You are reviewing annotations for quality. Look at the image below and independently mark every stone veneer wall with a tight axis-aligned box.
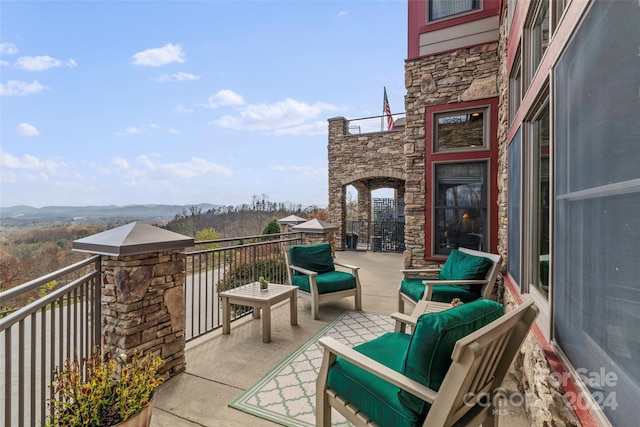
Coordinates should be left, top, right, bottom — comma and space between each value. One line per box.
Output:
404, 43, 499, 268
328, 117, 405, 250
101, 250, 186, 377
495, 5, 580, 426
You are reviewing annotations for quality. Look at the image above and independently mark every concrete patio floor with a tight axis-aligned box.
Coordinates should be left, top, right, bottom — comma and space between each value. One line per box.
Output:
150, 250, 530, 426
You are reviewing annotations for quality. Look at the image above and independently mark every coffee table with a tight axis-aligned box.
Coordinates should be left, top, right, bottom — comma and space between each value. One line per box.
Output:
220, 282, 298, 343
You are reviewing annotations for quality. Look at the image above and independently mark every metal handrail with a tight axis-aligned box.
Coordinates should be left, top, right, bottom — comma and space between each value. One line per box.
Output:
0, 255, 100, 303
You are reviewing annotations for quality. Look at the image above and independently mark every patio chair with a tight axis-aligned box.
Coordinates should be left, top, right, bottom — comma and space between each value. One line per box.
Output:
316, 297, 539, 427
282, 243, 362, 320
398, 247, 502, 314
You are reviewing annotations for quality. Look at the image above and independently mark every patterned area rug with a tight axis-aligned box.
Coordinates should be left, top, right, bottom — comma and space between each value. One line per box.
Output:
229, 311, 395, 426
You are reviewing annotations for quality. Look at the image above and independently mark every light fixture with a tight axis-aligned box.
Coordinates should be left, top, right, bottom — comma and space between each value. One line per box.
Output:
471, 112, 480, 117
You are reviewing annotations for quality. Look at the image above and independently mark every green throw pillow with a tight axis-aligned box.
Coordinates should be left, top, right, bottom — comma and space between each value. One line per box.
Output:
399, 299, 505, 414
438, 249, 494, 281
289, 243, 335, 275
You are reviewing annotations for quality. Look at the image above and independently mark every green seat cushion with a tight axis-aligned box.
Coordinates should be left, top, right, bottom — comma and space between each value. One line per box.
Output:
327, 332, 425, 427
438, 249, 494, 290
289, 244, 335, 275
291, 270, 356, 294
399, 299, 505, 414
400, 279, 481, 303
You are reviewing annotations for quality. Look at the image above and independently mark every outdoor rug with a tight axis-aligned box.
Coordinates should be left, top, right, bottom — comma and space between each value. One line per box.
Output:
229, 310, 396, 426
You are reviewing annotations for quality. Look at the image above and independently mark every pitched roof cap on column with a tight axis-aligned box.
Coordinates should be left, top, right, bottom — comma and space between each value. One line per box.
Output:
291, 218, 338, 233
277, 215, 308, 225
72, 221, 194, 256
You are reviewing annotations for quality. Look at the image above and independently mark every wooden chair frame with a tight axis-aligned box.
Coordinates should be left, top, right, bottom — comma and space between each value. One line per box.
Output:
398, 247, 503, 314
282, 244, 362, 320
316, 298, 538, 427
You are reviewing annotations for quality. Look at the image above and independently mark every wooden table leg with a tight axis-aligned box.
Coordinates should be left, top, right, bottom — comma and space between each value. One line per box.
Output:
290, 288, 298, 326
222, 296, 230, 335
261, 303, 271, 343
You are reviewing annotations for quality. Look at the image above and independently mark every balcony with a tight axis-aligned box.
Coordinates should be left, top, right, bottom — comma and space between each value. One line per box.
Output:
1, 230, 528, 426
150, 250, 528, 426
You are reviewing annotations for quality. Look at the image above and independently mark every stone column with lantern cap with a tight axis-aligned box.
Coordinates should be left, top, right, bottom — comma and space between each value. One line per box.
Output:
72, 222, 194, 378
291, 218, 339, 256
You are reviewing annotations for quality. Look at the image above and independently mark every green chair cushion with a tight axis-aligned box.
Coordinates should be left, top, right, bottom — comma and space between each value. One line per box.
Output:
291, 270, 356, 294
438, 249, 494, 283
400, 279, 482, 303
289, 244, 335, 275
399, 299, 505, 414
327, 332, 425, 427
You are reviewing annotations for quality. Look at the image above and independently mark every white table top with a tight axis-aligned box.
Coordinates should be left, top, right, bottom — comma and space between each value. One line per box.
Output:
219, 282, 297, 301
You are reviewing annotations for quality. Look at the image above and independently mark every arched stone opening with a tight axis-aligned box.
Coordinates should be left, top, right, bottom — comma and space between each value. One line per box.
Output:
327, 115, 406, 251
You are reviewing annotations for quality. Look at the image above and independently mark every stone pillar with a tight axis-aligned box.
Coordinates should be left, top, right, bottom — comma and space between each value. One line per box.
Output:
72, 222, 194, 379
328, 117, 349, 250
101, 250, 186, 377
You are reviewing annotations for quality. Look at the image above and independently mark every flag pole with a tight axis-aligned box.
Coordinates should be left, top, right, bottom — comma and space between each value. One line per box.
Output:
381, 87, 385, 132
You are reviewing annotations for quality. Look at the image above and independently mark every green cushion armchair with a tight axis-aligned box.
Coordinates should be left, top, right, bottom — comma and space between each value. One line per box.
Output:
283, 243, 362, 319
399, 248, 503, 314
316, 298, 539, 427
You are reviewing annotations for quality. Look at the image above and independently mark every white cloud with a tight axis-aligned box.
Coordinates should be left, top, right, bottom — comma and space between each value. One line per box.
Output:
132, 43, 185, 66
134, 155, 233, 179
0, 43, 18, 55
270, 164, 327, 178
0, 80, 48, 96
17, 123, 40, 136
0, 149, 63, 172
174, 103, 193, 113
14, 55, 76, 71
201, 89, 245, 109
275, 121, 328, 136
154, 71, 200, 82
112, 157, 130, 170
0, 60, 9, 67
123, 126, 142, 135
337, 10, 348, 17
168, 128, 179, 134
211, 98, 337, 133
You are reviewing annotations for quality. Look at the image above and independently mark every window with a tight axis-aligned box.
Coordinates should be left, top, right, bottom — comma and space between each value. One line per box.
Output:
426, 99, 498, 260
525, 0, 549, 86
434, 162, 487, 255
528, 101, 550, 299
507, 129, 522, 284
509, 48, 522, 124
551, 0, 567, 33
429, 0, 481, 21
554, 1, 640, 424
434, 108, 488, 152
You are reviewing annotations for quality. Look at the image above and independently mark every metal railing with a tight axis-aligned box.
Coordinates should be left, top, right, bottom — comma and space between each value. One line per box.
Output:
0, 231, 306, 424
347, 112, 406, 134
184, 232, 303, 342
0, 255, 102, 427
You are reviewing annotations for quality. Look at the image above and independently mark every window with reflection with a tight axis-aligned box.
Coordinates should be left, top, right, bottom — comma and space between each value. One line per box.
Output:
531, 102, 550, 299
429, 0, 481, 21
509, 48, 522, 124
526, 0, 549, 85
434, 109, 487, 152
434, 162, 487, 255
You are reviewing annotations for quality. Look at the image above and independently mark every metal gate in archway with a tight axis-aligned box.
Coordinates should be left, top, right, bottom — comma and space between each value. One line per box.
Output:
372, 198, 405, 252
344, 198, 405, 252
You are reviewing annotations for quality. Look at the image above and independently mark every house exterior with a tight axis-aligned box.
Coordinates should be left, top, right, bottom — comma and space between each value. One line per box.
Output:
401, 0, 640, 425
329, 0, 638, 425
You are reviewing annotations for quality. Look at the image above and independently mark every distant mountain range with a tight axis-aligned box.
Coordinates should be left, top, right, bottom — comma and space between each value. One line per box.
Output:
0, 204, 218, 220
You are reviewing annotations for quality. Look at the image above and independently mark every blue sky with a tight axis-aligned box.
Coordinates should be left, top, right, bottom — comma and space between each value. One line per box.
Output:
1, 0, 406, 208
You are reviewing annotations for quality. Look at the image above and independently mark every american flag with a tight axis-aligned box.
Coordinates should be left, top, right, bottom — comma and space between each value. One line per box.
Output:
383, 87, 395, 130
